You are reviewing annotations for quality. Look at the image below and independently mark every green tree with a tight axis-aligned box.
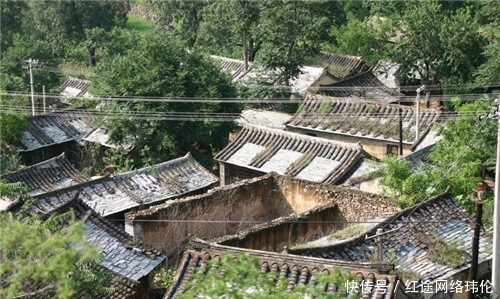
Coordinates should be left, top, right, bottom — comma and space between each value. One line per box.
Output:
178, 253, 356, 299
0, 210, 114, 298
25, 0, 130, 66
196, 0, 263, 66
475, 1, 500, 85
0, 36, 61, 92
148, 0, 206, 47
392, 1, 486, 86
380, 97, 496, 213
325, 14, 392, 66
93, 32, 240, 170
257, 0, 343, 86
0, 110, 28, 173
0, 0, 27, 52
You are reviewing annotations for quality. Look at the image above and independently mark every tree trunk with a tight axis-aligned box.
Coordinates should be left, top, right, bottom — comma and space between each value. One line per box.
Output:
242, 31, 248, 70
88, 48, 96, 67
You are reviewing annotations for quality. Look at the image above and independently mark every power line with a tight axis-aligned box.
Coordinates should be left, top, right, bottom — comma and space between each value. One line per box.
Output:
1, 90, 498, 104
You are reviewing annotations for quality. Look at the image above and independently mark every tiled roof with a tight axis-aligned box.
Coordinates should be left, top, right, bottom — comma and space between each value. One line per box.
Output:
212, 55, 325, 94
165, 239, 399, 299
373, 61, 399, 89
318, 70, 401, 103
32, 153, 218, 217
215, 125, 365, 184
402, 144, 435, 170
20, 107, 96, 152
211, 55, 254, 81
316, 52, 369, 79
290, 65, 325, 94
60, 76, 91, 98
287, 94, 441, 145
24, 197, 165, 297
0, 153, 87, 196
73, 203, 165, 281
290, 192, 493, 282
236, 109, 293, 130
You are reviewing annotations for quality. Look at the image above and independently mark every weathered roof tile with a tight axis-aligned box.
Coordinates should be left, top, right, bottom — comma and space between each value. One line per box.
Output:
20, 107, 96, 152
290, 193, 493, 282
32, 153, 218, 217
287, 94, 441, 146
215, 125, 365, 184
0, 153, 87, 196
164, 239, 399, 299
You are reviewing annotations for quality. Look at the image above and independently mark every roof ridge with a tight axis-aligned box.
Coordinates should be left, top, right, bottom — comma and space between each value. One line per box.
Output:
0, 152, 67, 178
244, 124, 363, 149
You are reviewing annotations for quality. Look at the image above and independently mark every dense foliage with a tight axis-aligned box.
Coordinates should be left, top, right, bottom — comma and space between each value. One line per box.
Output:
379, 98, 496, 223
92, 31, 240, 170
0, 209, 114, 298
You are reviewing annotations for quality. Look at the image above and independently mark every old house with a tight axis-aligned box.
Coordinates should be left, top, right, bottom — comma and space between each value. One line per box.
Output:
29, 153, 218, 220
19, 107, 96, 166
164, 238, 407, 299
125, 173, 399, 261
314, 52, 370, 83
215, 125, 371, 186
286, 94, 441, 159
211, 55, 349, 96
317, 70, 402, 103
0, 153, 88, 210
60, 76, 92, 103
21, 195, 165, 299
290, 192, 493, 297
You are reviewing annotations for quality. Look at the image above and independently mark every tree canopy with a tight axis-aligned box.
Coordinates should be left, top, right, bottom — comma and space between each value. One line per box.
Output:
0, 209, 114, 298
379, 97, 496, 223
92, 31, 240, 170
391, 1, 486, 86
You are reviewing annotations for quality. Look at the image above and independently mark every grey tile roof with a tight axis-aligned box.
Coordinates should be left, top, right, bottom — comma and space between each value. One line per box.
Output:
215, 125, 365, 184
289, 192, 493, 282
33, 153, 218, 217
20, 107, 96, 152
165, 239, 399, 299
236, 109, 293, 130
287, 94, 441, 145
0, 153, 88, 196
60, 76, 91, 98
80, 209, 165, 281
319, 70, 402, 103
211, 55, 254, 81
28, 197, 165, 286
402, 144, 435, 171
316, 52, 369, 79
212, 55, 326, 95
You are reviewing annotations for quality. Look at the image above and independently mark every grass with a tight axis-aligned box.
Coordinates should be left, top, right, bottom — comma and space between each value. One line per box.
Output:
125, 15, 154, 34
327, 225, 365, 241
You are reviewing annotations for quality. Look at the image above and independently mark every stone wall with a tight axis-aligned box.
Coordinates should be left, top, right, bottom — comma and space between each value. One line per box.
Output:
217, 204, 344, 252
215, 176, 399, 252
126, 174, 399, 262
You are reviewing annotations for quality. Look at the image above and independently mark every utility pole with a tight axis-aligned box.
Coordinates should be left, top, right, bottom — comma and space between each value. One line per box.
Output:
24, 58, 41, 116
42, 85, 46, 114
415, 85, 425, 142
399, 101, 403, 156
468, 188, 483, 299
491, 98, 500, 296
